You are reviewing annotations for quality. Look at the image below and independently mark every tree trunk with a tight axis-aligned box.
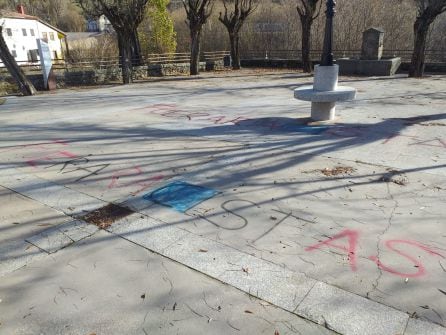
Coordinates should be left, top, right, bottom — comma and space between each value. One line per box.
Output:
0, 27, 37, 96
409, 18, 429, 78
229, 32, 241, 70
118, 32, 133, 84
130, 29, 142, 66
190, 29, 201, 75
300, 16, 312, 73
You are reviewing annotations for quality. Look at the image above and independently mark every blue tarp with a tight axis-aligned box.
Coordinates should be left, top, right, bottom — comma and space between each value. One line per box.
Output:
143, 181, 218, 212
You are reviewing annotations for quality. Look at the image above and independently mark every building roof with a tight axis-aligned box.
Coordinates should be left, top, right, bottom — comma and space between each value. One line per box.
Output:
0, 10, 66, 36
65, 32, 109, 42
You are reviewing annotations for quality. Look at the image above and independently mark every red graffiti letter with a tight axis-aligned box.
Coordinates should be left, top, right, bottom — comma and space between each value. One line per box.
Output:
305, 229, 359, 271
369, 240, 444, 278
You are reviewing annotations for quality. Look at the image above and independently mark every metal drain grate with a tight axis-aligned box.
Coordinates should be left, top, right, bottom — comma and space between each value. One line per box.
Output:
81, 203, 134, 229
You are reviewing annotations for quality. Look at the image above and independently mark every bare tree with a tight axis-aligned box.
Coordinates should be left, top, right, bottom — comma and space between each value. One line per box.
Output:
76, 0, 149, 84
182, 0, 213, 75
0, 26, 37, 96
410, 0, 446, 77
297, 0, 322, 73
218, 0, 257, 69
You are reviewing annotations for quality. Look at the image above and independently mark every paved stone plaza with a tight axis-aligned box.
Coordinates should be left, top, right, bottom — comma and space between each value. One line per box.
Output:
1, 70, 446, 334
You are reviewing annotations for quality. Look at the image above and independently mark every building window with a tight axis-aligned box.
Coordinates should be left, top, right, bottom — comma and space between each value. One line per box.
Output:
30, 29, 35, 36
22, 28, 27, 36
28, 49, 38, 62
11, 50, 17, 58
49, 32, 55, 41
42, 32, 48, 41
5, 28, 12, 37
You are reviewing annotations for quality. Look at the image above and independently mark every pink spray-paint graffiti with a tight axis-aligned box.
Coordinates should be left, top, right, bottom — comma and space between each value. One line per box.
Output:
134, 104, 210, 120
369, 239, 445, 278
108, 166, 167, 195
6, 140, 78, 168
305, 229, 444, 278
305, 229, 359, 271
26, 150, 77, 167
139, 104, 250, 125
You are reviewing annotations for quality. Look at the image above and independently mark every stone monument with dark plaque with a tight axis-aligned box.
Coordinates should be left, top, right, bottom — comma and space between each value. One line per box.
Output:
361, 27, 384, 60
337, 27, 401, 76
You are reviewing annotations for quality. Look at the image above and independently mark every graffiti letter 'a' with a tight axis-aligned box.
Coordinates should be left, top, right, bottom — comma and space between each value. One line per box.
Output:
305, 229, 359, 271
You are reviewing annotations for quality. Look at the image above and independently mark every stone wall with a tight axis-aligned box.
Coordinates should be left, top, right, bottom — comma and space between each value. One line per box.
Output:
241, 58, 446, 75
0, 59, 226, 91
146, 61, 223, 76
241, 59, 302, 68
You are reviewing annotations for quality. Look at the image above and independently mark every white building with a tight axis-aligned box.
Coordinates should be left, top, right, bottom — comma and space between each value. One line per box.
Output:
86, 15, 113, 33
0, 6, 66, 65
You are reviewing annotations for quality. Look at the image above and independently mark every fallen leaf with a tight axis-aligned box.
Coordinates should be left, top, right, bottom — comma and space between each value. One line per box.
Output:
141, 293, 146, 299
242, 267, 249, 273
244, 310, 253, 314
198, 249, 208, 253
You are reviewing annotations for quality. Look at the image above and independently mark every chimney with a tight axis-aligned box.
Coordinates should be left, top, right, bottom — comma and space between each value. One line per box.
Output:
17, 5, 25, 15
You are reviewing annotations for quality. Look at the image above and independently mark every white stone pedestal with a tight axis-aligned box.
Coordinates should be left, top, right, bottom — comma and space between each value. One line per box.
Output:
294, 65, 356, 122
311, 102, 336, 121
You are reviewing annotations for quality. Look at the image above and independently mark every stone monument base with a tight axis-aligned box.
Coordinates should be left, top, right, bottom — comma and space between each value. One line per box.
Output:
337, 57, 401, 76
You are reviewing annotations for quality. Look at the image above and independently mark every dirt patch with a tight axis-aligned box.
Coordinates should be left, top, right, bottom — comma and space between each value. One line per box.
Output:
81, 203, 134, 229
320, 166, 355, 176
302, 166, 356, 177
380, 170, 408, 186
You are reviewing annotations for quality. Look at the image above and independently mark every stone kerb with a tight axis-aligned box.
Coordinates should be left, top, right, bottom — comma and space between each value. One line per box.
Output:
294, 65, 356, 122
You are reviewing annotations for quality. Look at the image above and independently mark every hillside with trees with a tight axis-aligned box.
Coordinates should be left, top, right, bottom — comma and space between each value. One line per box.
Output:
0, 0, 445, 81
1, 0, 444, 56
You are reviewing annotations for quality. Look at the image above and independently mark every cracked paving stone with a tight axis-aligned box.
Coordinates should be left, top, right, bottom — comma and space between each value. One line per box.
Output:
26, 220, 98, 254
296, 281, 408, 335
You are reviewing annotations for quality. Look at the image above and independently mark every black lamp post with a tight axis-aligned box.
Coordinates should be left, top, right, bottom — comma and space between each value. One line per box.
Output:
320, 0, 336, 66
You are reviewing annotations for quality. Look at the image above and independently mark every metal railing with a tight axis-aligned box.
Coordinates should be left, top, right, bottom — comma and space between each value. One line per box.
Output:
1, 49, 445, 74
0, 51, 231, 73
240, 49, 446, 63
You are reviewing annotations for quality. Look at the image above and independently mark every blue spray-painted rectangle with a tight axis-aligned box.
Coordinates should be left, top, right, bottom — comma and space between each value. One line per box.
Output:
143, 181, 218, 212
